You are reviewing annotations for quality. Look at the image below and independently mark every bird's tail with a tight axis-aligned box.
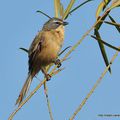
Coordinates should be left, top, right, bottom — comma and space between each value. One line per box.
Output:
16, 73, 33, 105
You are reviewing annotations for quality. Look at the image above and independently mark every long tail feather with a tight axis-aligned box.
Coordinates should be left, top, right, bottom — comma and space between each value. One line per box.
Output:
16, 74, 33, 105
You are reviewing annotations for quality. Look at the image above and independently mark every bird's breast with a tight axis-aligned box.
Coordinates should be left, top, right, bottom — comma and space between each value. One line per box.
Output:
37, 30, 64, 66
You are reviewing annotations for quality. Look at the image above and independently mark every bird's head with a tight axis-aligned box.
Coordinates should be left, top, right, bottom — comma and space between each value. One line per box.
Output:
42, 17, 68, 31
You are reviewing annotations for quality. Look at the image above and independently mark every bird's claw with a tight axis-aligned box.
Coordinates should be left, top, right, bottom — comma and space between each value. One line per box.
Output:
45, 74, 51, 81
54, 59, 61, 68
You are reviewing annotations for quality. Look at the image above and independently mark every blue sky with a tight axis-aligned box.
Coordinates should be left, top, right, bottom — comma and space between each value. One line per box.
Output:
0, 0, 120, 120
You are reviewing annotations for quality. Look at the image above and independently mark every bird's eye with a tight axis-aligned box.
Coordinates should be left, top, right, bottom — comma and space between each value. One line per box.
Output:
55, 22, 61, 25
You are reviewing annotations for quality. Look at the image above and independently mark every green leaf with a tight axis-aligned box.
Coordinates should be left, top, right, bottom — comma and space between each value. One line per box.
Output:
58, 46, 71, 56
104, 21, 120, 32
63, 0, 76, 20
65, 0, 93, 19
103, 0, 111, 10
36, 10, 52, 19
109, 0, 120, 10
91, 35, 120, 51
96, 2, 104, 19
104, 21, 120, 27
19, 48, 28, 53
96, 0, 111, 19
95, 9, 110, 30
94, 29, 111, 73
108, 15, 120, 33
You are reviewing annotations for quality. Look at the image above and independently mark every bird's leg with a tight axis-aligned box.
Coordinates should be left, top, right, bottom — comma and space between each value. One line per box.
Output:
53, 58, 61, 68
41, 67, 51, 81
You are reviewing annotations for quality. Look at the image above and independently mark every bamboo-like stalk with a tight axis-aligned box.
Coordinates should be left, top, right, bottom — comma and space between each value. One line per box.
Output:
44, 83, 54, 120
69, 49, 119, 120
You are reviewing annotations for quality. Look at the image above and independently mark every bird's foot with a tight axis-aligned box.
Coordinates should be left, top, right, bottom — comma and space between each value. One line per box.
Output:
54, 59, 61, 68
45, 74, 51, 81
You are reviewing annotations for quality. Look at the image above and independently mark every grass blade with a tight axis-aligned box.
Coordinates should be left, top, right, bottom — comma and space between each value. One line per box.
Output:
54, 0, 59, 17
94, 29, 111, 73
54, 0, 64, 18
95, 9, 110, 30
108, 15, 120, 33
65, 0, 93, 19
58, 46, 71, 56
36, 10, 52, 19
96, 0, 111, 19
91, 35, 120, 51
104, 21, 120, 27
59, 2, 64, 18
103, 0, 111, 10
63, 0, 76, 20
19, 48, 28, 53
110, 0, 120, 10
96, 1, 105, 19
104, 21, 120, 32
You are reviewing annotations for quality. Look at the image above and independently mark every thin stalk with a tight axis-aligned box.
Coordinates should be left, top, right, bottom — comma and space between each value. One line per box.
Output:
104, 21, 120, 27
69, 49, 119, 120
54, 0, 59, 17
8, 79, 46, 120
8, 68, 64, 120
63, 0, 76, 19
44, 83, 54, 120
65, 0, 93, 19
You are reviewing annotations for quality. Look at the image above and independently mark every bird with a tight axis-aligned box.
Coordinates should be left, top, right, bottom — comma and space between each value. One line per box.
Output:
16, 17, 68, 105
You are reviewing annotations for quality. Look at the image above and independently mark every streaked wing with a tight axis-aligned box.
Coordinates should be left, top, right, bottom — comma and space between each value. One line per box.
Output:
28, 31, 45, 72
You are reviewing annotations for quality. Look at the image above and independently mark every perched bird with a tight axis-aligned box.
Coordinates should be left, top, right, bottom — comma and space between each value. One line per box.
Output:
16, 17, 68, 105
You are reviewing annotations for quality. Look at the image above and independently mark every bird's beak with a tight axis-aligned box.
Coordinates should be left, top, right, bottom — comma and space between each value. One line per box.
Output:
63, 21, 69, 26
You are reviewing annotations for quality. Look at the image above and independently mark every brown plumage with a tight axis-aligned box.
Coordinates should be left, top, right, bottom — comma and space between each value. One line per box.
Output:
16, 17, 68, 105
